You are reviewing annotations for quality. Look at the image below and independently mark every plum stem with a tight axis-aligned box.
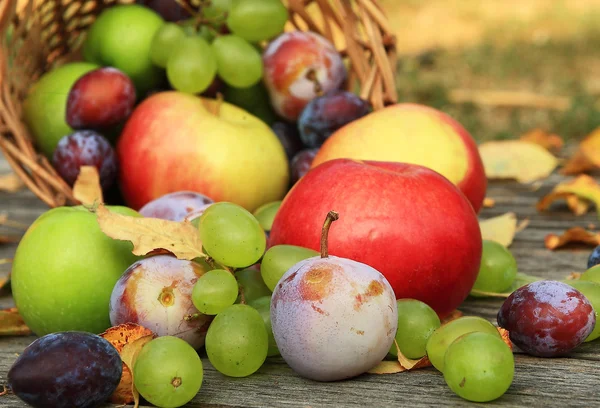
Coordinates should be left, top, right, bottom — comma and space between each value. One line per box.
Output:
320, 211, 339, 258
184, 313, 200, 321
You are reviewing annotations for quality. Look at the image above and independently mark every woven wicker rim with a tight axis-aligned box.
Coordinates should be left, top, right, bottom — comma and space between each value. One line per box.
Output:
0, 0, 398, 208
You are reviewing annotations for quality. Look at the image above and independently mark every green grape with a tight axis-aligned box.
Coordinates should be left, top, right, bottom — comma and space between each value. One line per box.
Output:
203, 0, 232, 24
248, 295, 279, 357
150, 23, 187, 68
226, 0, 288, 43
564, 280, 600, 342
133, 336, 203, 408
198, 202, 266, 268
443, 332, 514, 402
235, 267, 271, 304
205, 304, 268, 377
425, 316, 501, 372
180, 18, 199, 36
192, 269, 238, 315
580, 265, 600, 283
211, 35, 263, 88
223, 82, 278, 125
166, 36, 217, 94
470, 240, 517, 296
389, 299, 441, 359
260, 245, 319, 291
253, 200, 282, 232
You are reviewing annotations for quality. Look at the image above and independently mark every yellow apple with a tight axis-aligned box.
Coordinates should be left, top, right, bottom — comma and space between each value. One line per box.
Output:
310, 103, 487, 212
116, 91, 290, 212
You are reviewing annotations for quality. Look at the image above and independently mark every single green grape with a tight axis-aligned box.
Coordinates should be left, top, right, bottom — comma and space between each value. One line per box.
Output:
198, 202, 266, 268
191, 269, 238, 315
166, 36, 217, 94
260, 245, 319, 291
211, 35, 263, 88
150, 23, 186, 68
580, 265, 600, 283
235, 267, 272, 304
443, 332, 514, 402
470, 240, 517, 296
133, 336, 203, 408
426, 316, 501, 372
564, 279, 600, 342
253, 200, 282, 232
389, 299, 441, 359
205, 304, 268, 377
226, 0, 288, 43
248, 295, 279, 357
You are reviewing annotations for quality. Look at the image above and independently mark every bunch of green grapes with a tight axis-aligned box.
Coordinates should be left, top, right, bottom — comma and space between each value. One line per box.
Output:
148, 0, 288, 94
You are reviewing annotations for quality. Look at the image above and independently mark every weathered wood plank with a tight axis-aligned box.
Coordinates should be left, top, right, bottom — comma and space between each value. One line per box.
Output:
2, 153, 600, 407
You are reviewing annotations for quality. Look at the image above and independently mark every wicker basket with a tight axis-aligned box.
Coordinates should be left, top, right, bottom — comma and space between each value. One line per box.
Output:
0, 0, 397, 208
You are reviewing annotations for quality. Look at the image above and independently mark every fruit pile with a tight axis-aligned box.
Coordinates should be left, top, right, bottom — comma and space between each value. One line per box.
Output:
22, 0, 374, 212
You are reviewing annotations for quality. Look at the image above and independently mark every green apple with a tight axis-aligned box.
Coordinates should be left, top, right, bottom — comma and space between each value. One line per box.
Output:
82, 4, 165, 95
23, 62, 99, 158
11, 205, 142, 336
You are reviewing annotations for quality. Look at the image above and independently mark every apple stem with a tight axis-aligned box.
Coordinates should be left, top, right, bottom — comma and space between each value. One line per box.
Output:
320, 211, 339, 258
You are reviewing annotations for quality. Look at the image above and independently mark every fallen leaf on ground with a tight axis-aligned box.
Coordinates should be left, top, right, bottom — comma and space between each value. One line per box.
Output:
478, 140, 559, 183
519, 128, 563, 153
0, 259, 10, 291
73, 166, 103, 205
537, 175, 600, 216
545, 227, 600, 250
0, 308, 31, 336
120, 334, 155, 408
440, 309, 464, 324
479, 212, 529, 247
100, 323, 157, 405
93, 204, 205, 260
498, 327, 513, 351
483, 197, 496, 208
561, 127, 600, 175
0, 173, 24, 193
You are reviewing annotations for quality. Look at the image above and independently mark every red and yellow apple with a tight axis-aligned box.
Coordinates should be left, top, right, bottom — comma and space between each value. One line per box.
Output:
116, 91, 290, 212
268, 158, 482, 318
310, 103, 487, 213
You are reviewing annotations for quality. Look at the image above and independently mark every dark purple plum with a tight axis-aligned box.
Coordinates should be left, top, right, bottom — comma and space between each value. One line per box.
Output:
497, 280, 595, 357
587, 245, 600, 269
290, 148, 319, 185
136, 0, 191, 21
271, 121, 304, 160
139, 191, 214, 221
66, 67, 136, 130
8, 331, 122, 408
297, 90, 371, 148
52, 130, 118, 190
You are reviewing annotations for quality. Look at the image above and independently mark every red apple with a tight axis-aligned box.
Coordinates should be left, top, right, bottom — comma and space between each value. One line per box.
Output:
310, 103, 487, 213
268, 159, 482, 318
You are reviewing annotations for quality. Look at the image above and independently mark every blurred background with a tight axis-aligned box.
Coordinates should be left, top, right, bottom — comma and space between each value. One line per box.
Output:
380, 0, 600, 143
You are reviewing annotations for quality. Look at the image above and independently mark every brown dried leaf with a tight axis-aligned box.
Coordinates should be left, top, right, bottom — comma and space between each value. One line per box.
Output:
0, 308, 31, 336
367, 360, 405, 374
0, 173, 24, 193
498, 327, 513, 351
479, 212, 528, 247
483, 197, 496, 208
561, 127, 600, 175
545, 227, 600, 250
93, 204, 205, 260
121, 334, 155, 408
519, 128, 563, 153
479, 140, 559, 183
73, 166, 103, 205
537, 175, 600, 216
100, 323, 157, 405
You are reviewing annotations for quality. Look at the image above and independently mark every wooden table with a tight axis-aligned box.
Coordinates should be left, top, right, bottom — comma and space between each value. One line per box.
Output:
1, 153, 600, 408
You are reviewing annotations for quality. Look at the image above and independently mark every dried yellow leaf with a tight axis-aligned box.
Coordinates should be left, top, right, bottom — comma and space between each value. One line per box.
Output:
545, 227, 600, 250
0, 173, 24, 193
73, 166, 103, 205
519, 128, 563, 153
537, 175, 600, 217
561, 127, 600, 175
479, 140, 559, 183
0, 308, 31, 336
479, 212, 528, 247
120, 334, 154, 408
93, 204, 205, 260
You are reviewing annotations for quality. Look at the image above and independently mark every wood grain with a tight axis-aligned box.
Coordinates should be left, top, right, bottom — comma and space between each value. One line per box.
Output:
1, 153, 600, 407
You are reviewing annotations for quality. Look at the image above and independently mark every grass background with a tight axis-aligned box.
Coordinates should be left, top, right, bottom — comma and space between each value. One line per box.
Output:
380, 0, 600, 143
